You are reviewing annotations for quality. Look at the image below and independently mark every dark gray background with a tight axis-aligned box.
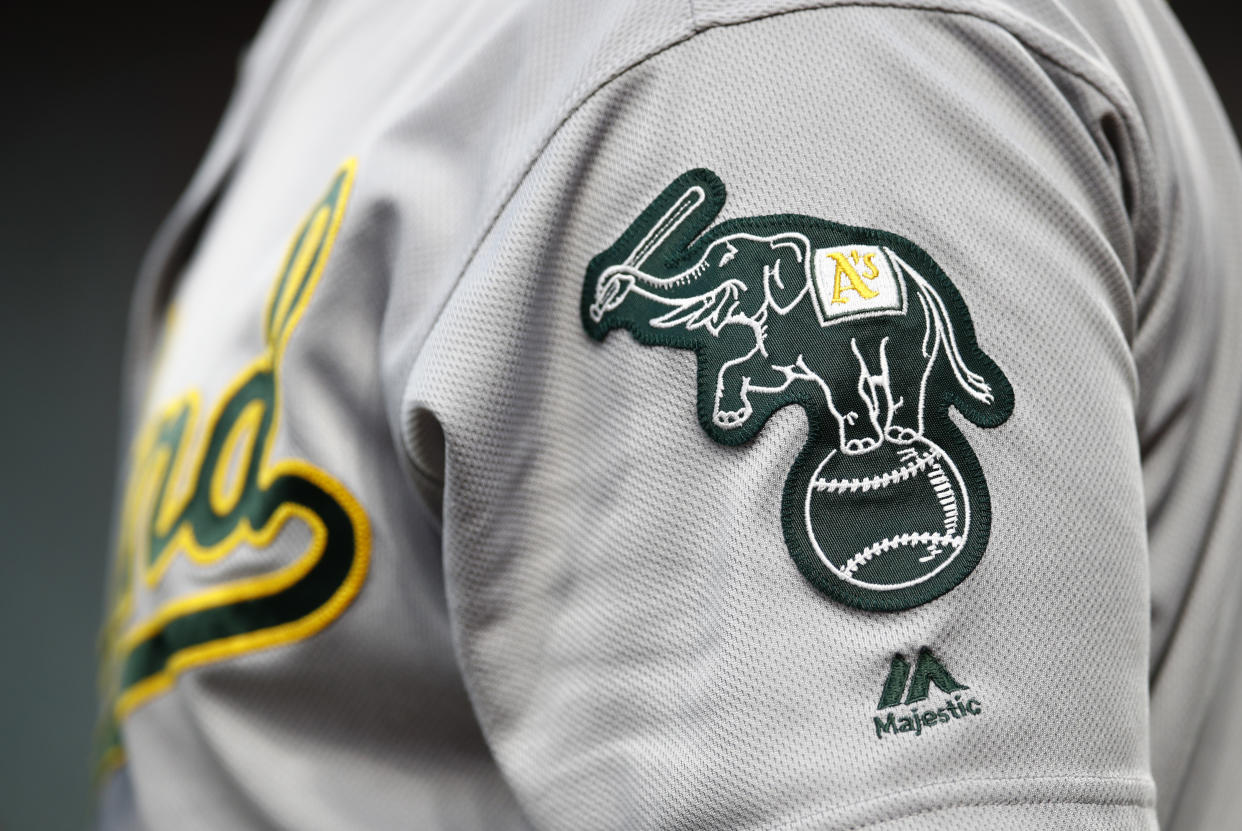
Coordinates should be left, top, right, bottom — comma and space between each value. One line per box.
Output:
0, 4, 1236, 829
1, 6, 273, 830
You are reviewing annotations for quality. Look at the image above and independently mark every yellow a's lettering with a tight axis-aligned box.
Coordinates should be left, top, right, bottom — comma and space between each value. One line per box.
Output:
861, 252, 881, 280
829, 252, 880, 304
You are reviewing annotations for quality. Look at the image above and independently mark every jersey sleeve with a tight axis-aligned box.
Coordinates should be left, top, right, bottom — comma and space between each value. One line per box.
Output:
401, 6, 1157, 828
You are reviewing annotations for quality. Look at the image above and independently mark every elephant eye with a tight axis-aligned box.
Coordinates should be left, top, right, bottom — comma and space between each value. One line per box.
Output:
719, 242, 738, 267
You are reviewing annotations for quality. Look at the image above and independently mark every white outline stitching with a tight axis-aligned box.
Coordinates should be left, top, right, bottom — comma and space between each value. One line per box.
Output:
842, 532, 966, 578
812, 451, 937, 493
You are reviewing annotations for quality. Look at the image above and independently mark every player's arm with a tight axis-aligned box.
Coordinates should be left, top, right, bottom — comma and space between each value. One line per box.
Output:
405, 6, 1156, 828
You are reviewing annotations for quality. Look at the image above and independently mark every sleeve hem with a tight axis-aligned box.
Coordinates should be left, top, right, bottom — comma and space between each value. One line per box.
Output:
763, 774, 1156, 830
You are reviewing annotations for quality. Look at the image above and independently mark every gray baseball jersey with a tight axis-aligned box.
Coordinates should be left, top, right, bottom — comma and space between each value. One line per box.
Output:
95, 1, 1242, 829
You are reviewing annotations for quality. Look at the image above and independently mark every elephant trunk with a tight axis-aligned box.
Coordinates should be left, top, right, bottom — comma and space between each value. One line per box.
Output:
589, 254, 720, 322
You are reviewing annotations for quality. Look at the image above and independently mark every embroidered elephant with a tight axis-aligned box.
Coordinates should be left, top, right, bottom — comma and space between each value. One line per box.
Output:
584, 170, 1006, 458
581, 169, 1014, 612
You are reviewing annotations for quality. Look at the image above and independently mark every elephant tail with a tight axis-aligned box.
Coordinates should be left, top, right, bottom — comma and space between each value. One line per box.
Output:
891, 251, 994, 407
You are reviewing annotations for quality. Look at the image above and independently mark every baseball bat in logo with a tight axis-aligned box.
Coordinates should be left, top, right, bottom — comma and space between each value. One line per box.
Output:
582, 169, 1013, 612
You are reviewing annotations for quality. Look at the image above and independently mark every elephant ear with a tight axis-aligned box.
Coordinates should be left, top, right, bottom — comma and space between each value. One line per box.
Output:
763, 233, 814, 314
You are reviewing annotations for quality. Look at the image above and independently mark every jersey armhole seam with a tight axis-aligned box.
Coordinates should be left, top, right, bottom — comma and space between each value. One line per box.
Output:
398, 0, 1151, 469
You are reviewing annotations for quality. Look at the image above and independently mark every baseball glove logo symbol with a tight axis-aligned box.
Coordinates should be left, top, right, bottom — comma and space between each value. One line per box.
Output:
583, 169, 1013, 611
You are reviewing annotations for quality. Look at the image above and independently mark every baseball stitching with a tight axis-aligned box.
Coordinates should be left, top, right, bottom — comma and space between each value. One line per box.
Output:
925, 456, 959, 536
814, 441, 966, 582
812, 449, 938, 494
841, 532, 966, 578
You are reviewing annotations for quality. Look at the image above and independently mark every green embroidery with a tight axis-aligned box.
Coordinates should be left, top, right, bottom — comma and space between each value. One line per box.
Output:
878, 648, 967, 709
873, 648, 979, 739
94, 161, 370, 779
876, 653, 912, 710
582, 169, 1013, 612
904, 647, 968, 704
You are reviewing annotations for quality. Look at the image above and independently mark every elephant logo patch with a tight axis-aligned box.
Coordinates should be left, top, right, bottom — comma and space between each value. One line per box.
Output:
582, 169, 1013, 612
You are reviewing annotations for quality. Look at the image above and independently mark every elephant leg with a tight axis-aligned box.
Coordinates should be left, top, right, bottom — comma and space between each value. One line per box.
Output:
715, 340, 829, 430
826, 340, 892, 454
880, 327, 937, 443
714, 346, 784, 429
792, 350, 883, 455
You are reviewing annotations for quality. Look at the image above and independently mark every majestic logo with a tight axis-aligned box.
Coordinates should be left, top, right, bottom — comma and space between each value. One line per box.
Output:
873, 648, 981, 739
582, 169, 1013, 611
95, 160, 369, 776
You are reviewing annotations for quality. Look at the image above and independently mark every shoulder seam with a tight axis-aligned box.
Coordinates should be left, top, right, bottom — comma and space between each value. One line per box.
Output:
403, 1, 1151, 437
